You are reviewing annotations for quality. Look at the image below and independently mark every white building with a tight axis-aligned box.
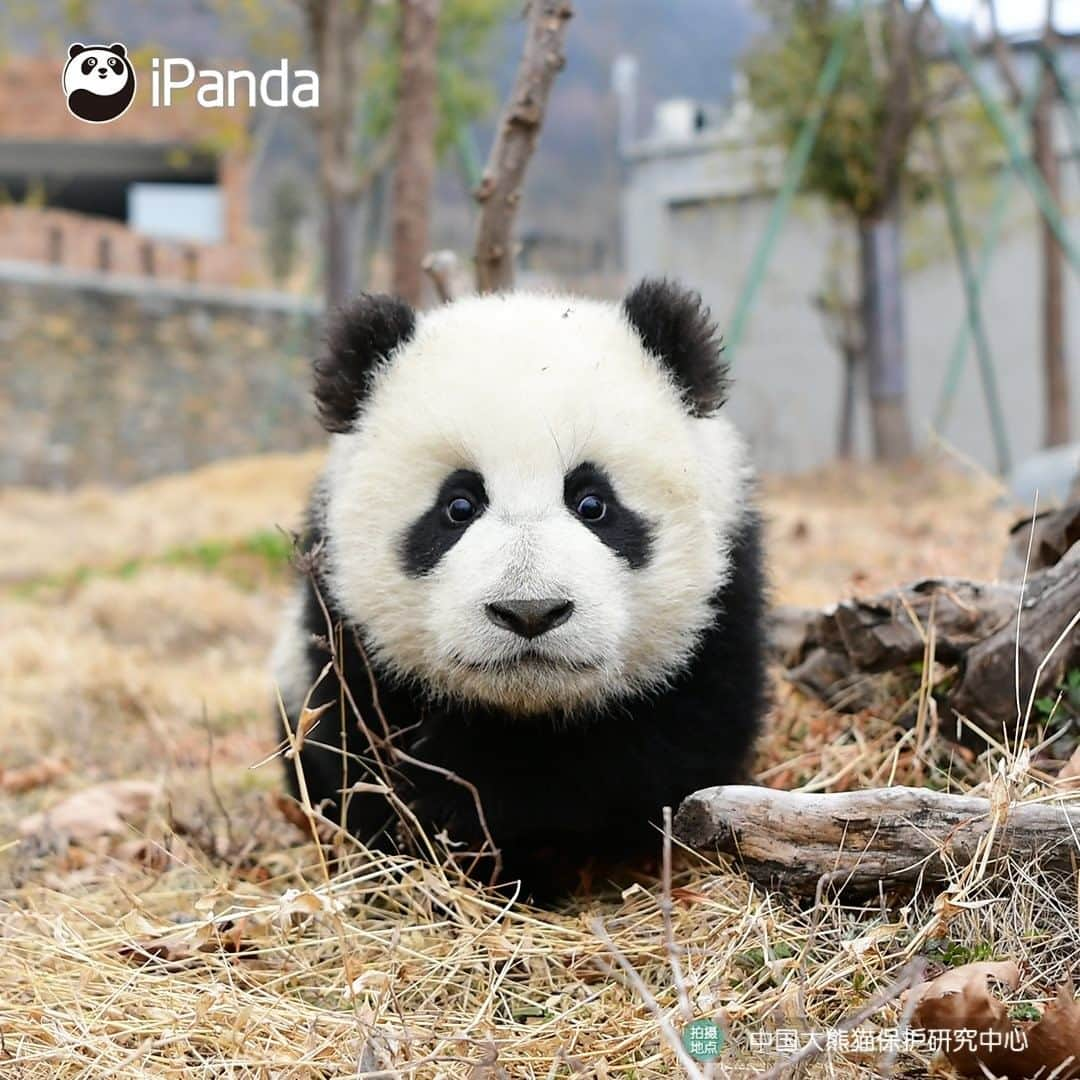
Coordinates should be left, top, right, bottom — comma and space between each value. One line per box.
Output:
620, 50, 1080, 474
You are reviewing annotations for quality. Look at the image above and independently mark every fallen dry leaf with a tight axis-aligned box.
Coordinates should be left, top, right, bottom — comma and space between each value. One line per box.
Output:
671, 885, 712, 907
272, 792, 340, 846
18, 779, 160, 842
119, 917, 259, 970
292, 700, 334, 753
468, 1041, 510, 1080
1, 756, 69, 794
273, 886, 342, 927
906, 962, 1080, 1078
1020, 983, 1080, 1080
906, 960, 1018, 1074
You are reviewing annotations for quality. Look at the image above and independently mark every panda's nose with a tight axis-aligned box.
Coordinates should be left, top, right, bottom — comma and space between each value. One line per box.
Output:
485, 598, 574, 639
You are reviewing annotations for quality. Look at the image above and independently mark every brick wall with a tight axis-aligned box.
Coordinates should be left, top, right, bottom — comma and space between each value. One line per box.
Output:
0, 207, 263, 289
0, 262, 323, 487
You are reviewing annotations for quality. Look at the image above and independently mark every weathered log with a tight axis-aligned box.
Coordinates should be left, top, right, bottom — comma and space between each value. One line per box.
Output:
780, 561, 1080, 732
951, 552, 1080, 730
1001, 502, 1080, 579
767, 604, 820, 666
674, 785, 1080, 896
784, 577, 1018, 708
789, 578, 1019, 672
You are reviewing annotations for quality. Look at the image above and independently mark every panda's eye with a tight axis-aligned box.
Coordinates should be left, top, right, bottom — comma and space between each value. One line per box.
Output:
445, 496, 477, 525
82, 56, 96, 74
108, 57, 121, 70
575, 494, 607, 522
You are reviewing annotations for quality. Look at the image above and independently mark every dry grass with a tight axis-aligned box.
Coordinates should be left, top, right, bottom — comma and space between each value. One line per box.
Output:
1, 452, 1076, 1078
0, 451, 323, 583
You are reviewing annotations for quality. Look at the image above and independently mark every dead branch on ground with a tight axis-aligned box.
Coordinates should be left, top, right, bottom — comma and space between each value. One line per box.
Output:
674, 785, 1080, 896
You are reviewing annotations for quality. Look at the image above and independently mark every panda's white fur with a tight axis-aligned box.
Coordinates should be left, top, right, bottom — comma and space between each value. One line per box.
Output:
293, 291, 751, 716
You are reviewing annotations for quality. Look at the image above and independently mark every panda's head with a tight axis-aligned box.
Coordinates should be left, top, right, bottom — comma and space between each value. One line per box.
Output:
63, 43, 135, 123
316, 281, 752, 716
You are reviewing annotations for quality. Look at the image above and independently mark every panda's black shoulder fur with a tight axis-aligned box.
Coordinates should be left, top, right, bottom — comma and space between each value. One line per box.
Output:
282, 498, 767, 901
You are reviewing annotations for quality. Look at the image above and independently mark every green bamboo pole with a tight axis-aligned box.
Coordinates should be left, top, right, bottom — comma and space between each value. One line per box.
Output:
926, 106, 1011, 473
932, 72, 1042, 444
940, 17, 1080, 274
725, 3, 862, 358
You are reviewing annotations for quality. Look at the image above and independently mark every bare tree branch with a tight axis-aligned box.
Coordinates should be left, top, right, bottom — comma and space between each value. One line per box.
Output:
473, 0, 573, 293
422, 250, 460, 303
588, 917, 707, 1080
305, 0, 375, 308
983, 0, 1024, 105
872, 0, 931, 207
392, 0, 443, 306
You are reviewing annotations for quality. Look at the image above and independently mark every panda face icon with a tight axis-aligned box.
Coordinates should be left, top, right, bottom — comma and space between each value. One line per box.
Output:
63, 43, 136, 123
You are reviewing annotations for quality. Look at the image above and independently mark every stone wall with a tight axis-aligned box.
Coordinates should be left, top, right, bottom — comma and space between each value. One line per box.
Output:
0, 262, 323, 487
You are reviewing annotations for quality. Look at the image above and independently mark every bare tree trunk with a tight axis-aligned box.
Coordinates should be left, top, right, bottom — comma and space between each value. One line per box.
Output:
323, 193, 361, 308
1033, 42, 1069, 446
308, 0, 372, 311
391, 0, 442, 306
858, 193, 913, 462
474, 0, 573, 293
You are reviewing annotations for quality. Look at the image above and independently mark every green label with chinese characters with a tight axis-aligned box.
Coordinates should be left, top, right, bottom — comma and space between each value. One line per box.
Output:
682, 1018, 726, 1062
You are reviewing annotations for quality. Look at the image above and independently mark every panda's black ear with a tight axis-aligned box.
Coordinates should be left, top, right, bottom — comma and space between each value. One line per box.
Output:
108, 43, 127, 57
69, 43, 86, 58
622, 278, 729, 416
314, 293, 416, 433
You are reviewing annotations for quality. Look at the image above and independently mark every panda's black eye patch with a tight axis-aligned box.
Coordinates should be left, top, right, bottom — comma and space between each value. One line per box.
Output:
564, 462, 653, 569
402, 469, 487, 577
82, 56, 97, 74
108, 57, 121, 70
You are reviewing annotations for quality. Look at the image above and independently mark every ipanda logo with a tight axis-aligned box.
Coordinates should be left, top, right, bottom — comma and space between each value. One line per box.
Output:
63, 42, 318, 124
63, 43, 136, 124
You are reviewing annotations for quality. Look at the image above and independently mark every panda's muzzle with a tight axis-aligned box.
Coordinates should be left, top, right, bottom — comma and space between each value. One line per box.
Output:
484, 598, 574, 639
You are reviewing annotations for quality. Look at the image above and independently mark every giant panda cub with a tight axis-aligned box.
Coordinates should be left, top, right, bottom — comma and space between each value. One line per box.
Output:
273, 279, 766, 898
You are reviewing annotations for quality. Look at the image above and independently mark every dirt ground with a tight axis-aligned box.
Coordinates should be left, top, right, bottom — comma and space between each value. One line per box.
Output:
2, 451, 1074, 1078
